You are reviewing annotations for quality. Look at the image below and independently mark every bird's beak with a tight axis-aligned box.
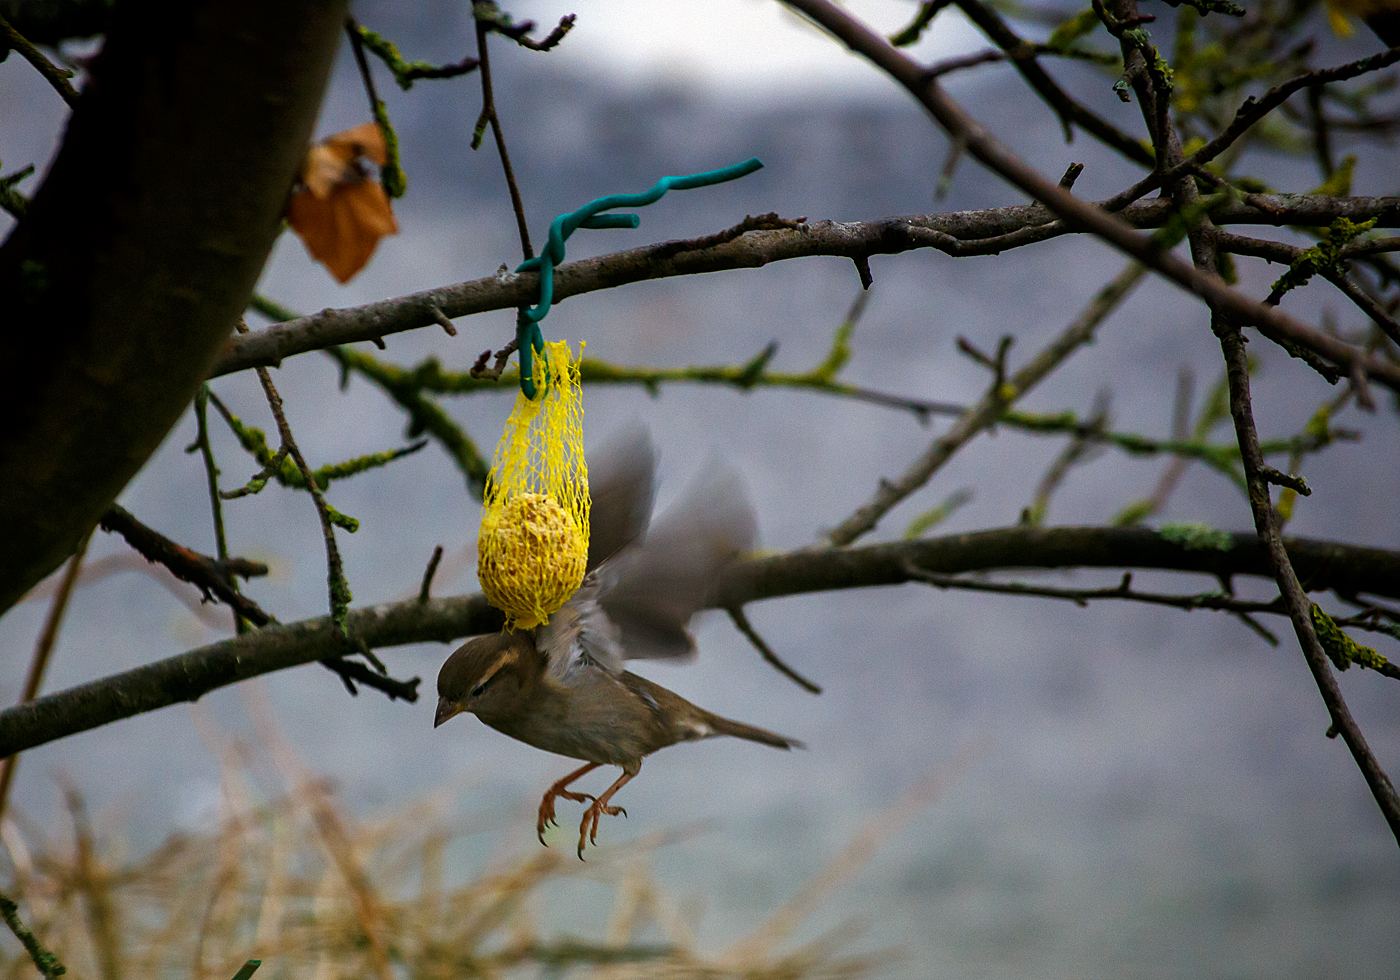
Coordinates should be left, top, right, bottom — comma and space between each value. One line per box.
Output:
434, 697, 465, 728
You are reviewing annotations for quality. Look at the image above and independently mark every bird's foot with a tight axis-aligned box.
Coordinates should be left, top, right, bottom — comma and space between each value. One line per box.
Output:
538, 787, 595, 844
576, 799, 627, 859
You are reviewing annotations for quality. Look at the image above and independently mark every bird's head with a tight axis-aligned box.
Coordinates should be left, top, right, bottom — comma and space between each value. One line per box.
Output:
435, 630, 537, 727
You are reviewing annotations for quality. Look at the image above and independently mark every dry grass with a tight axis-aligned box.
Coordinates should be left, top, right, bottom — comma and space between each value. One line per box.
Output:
0, 729, 926, 980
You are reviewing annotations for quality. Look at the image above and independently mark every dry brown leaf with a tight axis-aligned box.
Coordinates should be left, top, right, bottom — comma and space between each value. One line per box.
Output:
324, 120, 389, 166
287, 122, 398, 283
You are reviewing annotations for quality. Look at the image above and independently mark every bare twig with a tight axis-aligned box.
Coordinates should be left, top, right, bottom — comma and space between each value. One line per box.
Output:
903, 562, 1289, 616
1217, 315, 1400, 844
345, 17, 406, 198
472, 13, 533, 260
0, 12, 78, 107
470, 337, 520, 381
419, 545, 445, 603
0, 892, 67, 980
238, 321, 355, 633
726, 607, 822, 694
1023, 391, 1109, 526
429, 305, 458, 337
1216, 231, 1400, 348
237, 346, 418, 701
97, 505, 272, 626
0, 532, 90, 824
950, 0, 1151, 165
1105, 47, 1400, 210
189, 388, 237, 619
828, 258, 1148, 545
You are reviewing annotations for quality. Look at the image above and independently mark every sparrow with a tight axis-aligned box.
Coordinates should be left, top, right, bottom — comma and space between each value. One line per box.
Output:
435, 425, 803, 856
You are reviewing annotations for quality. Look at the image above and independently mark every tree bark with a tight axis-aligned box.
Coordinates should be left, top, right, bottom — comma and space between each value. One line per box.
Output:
0, 0, 350, 613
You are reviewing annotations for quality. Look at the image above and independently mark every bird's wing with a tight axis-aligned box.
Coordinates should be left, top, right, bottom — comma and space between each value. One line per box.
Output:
539, 443, 757, 679
537, 423, 656, 681
597, 457, 758, 663
585, 422, 657, 573
536, 582, 626, 679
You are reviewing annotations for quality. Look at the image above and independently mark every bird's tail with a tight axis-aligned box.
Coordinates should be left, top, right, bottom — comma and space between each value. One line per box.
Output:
704, 712, 805, 751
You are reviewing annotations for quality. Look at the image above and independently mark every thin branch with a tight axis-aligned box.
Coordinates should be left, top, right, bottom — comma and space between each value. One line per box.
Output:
213, 195, 1400, 386
951, 0, 1152, 166
0, 163, 33, 218
726, 606, 823, 694
0, 12, 79, 107
1022, 391, 1109, 526
351, 21, 479, 89
345, 17, 407, 198
0, 893, 67, 980
472, 3, 576, 52
0, 532, 90, 825
1216, 315, 1400, 844
1108, 47, 1400, 209
903, 563, 1287, 616
4, 525, 1398, 756
1341, 235, 1400, 259
1216, 230, 1400, 348
777, 0, 1400, 392
319, 655, 420, 702
188, 388, 235, 608
249, 377, 352, 626
910, 562, 1290, 644
97, 505, 272, 626
1115, 366, 1223, 525
925, 44, 1119, 80
418, 545, 445, 603
828, 257, 1148, 546
204, 386, 429, 492
470, 336, 519, 380
890, 0, 953, 46
472, 14, 533, 260
319, 328, 1345, 482
324, 346, 491, 495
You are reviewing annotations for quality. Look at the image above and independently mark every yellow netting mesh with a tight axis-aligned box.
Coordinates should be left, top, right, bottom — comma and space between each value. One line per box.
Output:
477, 339, 590, 629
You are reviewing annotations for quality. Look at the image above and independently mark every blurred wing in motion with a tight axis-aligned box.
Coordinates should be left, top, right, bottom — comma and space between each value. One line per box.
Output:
539, 434, 757, 679
537, 423, 656, 679
597, 457, 758, 662
585, 422, 657, 573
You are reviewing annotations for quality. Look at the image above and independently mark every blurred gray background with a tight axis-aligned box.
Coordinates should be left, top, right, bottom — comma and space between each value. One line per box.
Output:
2, 1, 1398, 976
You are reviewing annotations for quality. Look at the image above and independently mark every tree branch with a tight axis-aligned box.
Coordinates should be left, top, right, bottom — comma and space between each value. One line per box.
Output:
97, 504, 271, 626
829, 257, 1146, 545
216, 195, 1400, 380
777, 0, 1400, 391
2, 526, 1397, 757
0, 11, 79, 106
952, 0, 1152, 166
1218, 317, 1400, 844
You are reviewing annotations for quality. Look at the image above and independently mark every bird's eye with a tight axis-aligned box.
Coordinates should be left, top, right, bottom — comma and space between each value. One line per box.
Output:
470, 677, 492, 698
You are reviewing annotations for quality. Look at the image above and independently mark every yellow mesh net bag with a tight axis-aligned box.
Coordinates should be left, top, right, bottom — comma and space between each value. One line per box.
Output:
478, 339, 590, 630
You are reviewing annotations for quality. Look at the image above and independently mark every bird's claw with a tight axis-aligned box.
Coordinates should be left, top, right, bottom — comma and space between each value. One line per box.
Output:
537, 787, 595, 845
576, 801, 628, 858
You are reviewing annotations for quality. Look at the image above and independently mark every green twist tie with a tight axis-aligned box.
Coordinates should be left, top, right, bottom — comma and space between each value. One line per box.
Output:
513, 157, 763, 397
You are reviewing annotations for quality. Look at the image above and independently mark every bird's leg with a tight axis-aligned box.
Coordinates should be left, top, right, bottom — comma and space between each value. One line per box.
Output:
538, 762, 601, 844
577, 767, 636, 858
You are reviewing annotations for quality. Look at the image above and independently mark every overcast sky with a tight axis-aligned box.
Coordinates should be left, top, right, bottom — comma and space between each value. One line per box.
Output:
506, 0, 988, 97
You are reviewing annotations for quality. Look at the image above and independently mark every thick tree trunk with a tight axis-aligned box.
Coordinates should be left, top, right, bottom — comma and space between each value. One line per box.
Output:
0, 0, 349, 613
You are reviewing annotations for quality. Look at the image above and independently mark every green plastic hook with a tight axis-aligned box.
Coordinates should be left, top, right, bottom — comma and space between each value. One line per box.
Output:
513, 157, 763, 398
